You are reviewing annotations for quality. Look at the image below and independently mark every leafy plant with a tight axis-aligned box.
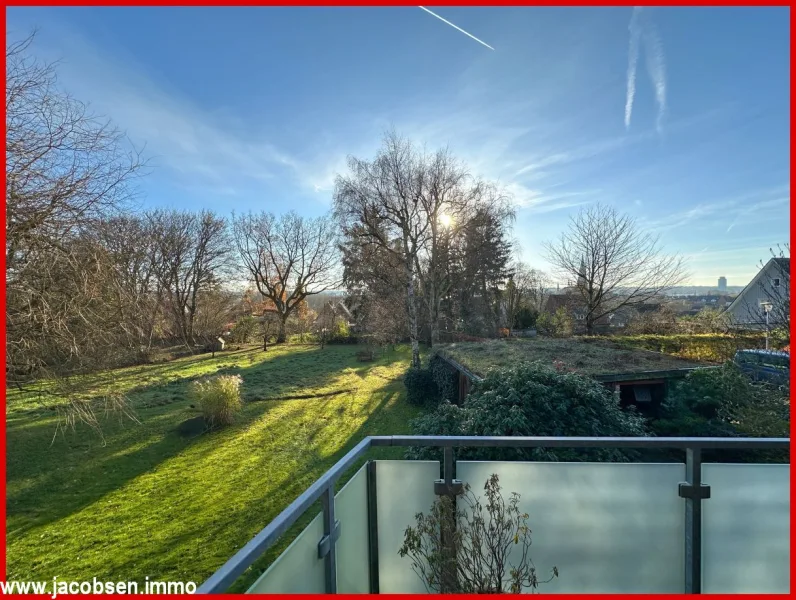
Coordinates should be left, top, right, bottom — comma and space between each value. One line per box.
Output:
229, 316, 259, 343
329, 319, 353, 343
409, 362, 647, 462
514, 306, 538, 330
651, 363, 789, 462
404, 367, 440, 407
536, 308, 572, 338
609, 333, 766, 362
430, 354, 460, 404
399, 474, 558, 593
188, 374, 243, 429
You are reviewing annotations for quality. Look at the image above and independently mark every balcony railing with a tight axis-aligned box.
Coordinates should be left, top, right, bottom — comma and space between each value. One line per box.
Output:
197, 436, 790, 594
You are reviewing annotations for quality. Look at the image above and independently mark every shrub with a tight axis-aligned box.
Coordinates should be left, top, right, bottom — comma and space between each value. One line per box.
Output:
409, 362, 647, 462
610, 333, 765, 362
188, 374, 243, 429
536, 308, 572, 338
230, 316, 258, 343
652, 363, 789, 463
328, 319, 357, 344
514, 306, 538, 330
399, 474, 558, 593
430, 354, 459, 404
404, 367, 440, 407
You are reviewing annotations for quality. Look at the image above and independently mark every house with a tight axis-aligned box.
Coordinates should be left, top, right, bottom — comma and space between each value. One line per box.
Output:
544, 294, 587, 322
725, 257, 790, 330
543, 294, 633, 333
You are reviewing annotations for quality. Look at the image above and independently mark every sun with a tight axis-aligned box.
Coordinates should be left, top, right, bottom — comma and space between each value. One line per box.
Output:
439, 213, 453, 228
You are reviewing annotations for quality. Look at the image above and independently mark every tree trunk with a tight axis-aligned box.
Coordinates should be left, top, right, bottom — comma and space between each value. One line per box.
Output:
585, 316, 595, 336
277, 314, 288, 343
427, 278, 441, 348
406, 260, 421, 368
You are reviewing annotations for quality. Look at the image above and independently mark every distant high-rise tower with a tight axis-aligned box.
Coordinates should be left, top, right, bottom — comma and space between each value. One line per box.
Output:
718, 276, 727, 292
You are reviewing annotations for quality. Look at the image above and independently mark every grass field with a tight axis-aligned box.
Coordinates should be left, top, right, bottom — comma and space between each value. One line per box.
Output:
6, 344, 422, 591
438, 337, 706, 378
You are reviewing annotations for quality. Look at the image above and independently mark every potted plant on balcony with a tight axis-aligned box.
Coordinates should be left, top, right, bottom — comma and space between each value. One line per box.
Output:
399, 474, 558, 593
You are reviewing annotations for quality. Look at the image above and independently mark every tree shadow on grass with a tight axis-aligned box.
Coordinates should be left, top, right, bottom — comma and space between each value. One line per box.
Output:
5, 344, 415, 573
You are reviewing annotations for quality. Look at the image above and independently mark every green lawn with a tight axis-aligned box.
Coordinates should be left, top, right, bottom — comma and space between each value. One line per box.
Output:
6, 344, 422, 591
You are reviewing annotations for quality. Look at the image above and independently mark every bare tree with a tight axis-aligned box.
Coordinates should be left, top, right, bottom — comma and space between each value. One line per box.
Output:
504, 261, 541, 333
339, 225, 408, 348
6, 33, 145, 392
335, 131, 515, 363
543, 204, 686, 335
334, 132, 427, 367
233, 211, 339, 343
148, 210, 232, 348
91, 215, 164, 353
6, 34, 143, 275
415, 149, 494, 346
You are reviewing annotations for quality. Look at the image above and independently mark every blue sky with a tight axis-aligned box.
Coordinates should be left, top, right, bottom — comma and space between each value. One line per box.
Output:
7, 6, 790, 286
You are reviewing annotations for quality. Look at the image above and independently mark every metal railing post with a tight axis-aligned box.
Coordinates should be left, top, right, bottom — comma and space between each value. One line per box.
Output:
318, 485, 340, 593
679, 447, 710, 594
366, 460, 380, 594
433, 446, 462, 593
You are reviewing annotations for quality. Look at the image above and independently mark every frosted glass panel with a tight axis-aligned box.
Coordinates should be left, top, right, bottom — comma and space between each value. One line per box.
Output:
457, 462, 685, 594
702, 463, 790, 594
376, 460, 440, 593
247, 512, 325, 593
335, 464, 370, 593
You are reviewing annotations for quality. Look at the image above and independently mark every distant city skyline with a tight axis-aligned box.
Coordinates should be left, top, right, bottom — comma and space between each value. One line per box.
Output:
6, 6, 789, 285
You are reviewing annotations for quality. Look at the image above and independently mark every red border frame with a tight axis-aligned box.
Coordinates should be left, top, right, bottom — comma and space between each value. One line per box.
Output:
1, 2, 793, 597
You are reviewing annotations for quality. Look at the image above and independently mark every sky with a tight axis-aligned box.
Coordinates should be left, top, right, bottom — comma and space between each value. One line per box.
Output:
6, 6, 790, 286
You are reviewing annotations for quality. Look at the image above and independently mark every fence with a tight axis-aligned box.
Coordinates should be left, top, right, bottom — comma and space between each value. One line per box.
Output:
197, 435, 790, 595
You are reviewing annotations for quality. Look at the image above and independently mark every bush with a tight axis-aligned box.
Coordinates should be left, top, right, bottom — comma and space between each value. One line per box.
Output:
536, 308, 572, 338
514, 306, 538, 330
652, 363, 789, 463
610, 333, 765, 362
399, 473, 558, 593
430, 354, 459, 404
409, 362, 647, 462
188, 374, 243, 429
404, 367, 441, 407
230, 316, 258, 343
328, 319, 357, 344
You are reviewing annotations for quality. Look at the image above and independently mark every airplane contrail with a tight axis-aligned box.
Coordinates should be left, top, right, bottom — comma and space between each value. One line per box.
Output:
418, 6, 495, 51
624, 7, 667, 133
624, 7, 641, 129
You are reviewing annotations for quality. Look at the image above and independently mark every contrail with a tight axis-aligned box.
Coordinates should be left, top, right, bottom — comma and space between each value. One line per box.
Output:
624, 7, 667, 133
418, 6, 495, 51
643, 16, 667, 133
624, 7, 642, 129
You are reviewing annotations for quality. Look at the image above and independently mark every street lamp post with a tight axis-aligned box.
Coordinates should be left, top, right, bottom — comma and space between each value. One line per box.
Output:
760, 302, 773, 350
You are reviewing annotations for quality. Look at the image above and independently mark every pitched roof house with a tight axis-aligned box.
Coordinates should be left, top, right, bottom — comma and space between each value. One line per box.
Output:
725, 257, 790, 329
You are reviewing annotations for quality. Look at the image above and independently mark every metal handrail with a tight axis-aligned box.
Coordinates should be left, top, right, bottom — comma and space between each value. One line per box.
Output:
197, 435, 789, 594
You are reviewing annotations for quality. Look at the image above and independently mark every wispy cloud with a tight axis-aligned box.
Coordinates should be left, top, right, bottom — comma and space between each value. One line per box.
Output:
418, 6, 495, 51
643, 185, 790, 232
503, 184, 599, 213
23, 26, 347, 202
514, 134, 645, 178
726, 195, 791, 232
624, 7, 667, 133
